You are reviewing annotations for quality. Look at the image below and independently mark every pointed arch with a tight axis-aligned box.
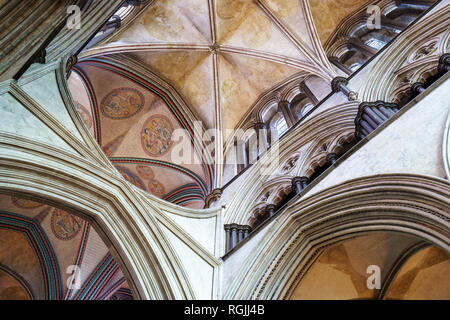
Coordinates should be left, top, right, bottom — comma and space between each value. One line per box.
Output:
224, 174, 450, 299
0, 211, 63, 300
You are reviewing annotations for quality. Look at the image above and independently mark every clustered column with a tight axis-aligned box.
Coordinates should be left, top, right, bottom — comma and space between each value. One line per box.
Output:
291, 176, 310, 195
278, 100, 298, 127
355, 101, 399, 139
438, 54, 450, 73
265, 204, 276, 218
254, 122, 269, 158
224, 224, 252, 252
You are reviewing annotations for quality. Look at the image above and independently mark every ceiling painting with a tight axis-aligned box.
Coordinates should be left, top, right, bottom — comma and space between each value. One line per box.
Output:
0, 194, 133, 300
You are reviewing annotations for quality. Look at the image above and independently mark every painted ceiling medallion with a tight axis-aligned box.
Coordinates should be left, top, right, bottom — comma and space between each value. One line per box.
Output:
11, 196, 43, 209
51, 209, 83, 241
101, 87, 144, 119
115, 165, 147, 191
148, 180, 165, 197
141, 115, 174, 157
136, 165, 154, 180
74, 101, 93, 129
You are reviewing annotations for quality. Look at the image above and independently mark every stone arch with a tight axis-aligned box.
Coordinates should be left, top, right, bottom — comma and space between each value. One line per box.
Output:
224, 174, 450, 299
0, 136, 196, 300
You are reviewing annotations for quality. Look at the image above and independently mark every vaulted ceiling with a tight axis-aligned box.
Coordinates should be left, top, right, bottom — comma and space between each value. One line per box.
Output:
0, 194, 133, 300
309, 0, 370, 44
80, 0, 338, 131
69, 0, 374, 207
289, 233, 450, 300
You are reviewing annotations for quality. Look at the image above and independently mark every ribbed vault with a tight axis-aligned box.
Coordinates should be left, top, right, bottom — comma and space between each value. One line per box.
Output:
0, 194, 133, 300
69, 0, 344, 205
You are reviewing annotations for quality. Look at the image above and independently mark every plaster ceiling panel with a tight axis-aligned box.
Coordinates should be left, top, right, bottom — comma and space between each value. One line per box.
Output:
128, 50, 215, 129
39, 208, 86, 288
0, 195, 90, 298
111, 162, 201, 201
309, 0, 369, 45
385, 246, 450, 300
261, 0, 316, 52
0, 194, 47, 219
68, 71, 96, 138
0, 269, 31, 300
342, 233, 421, 278
69, 227, 110, 299
289, 233, 426, 300
71, 62, 210, 207
0, 229, 44, 299
101, 92, 205, 179
109, 0, 211, 45
215, 0, 309, 62
219, 52, 299, 135
0, 194, 132, 300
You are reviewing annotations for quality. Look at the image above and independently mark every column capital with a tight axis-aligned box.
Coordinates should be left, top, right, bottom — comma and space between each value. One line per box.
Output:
299, 176, 310, 184
66, 54, 78, 77
203, 188, 222, 208
332, 77, 358, 101
108, 15, 122, 28
411, 82, 426, 95
226, 223, 239, 229
291, 176, 302, 184
237, 224, 252, 232
331, 77, 349, 93
348, 91, 359, 101
438, 53, 450, 73
326, 153, 338, 164
253, 122, 267, 130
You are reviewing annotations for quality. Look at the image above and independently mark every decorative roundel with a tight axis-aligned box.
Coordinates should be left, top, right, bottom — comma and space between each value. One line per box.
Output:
74, 101, 93, 129
148, 180, 165, 197
51, 209, 83, 241
101, 87, 144, 119
115, 165, 147, 191
11, 196, 43, 209
136, 165, 154, 180
141, 115, 174, 157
